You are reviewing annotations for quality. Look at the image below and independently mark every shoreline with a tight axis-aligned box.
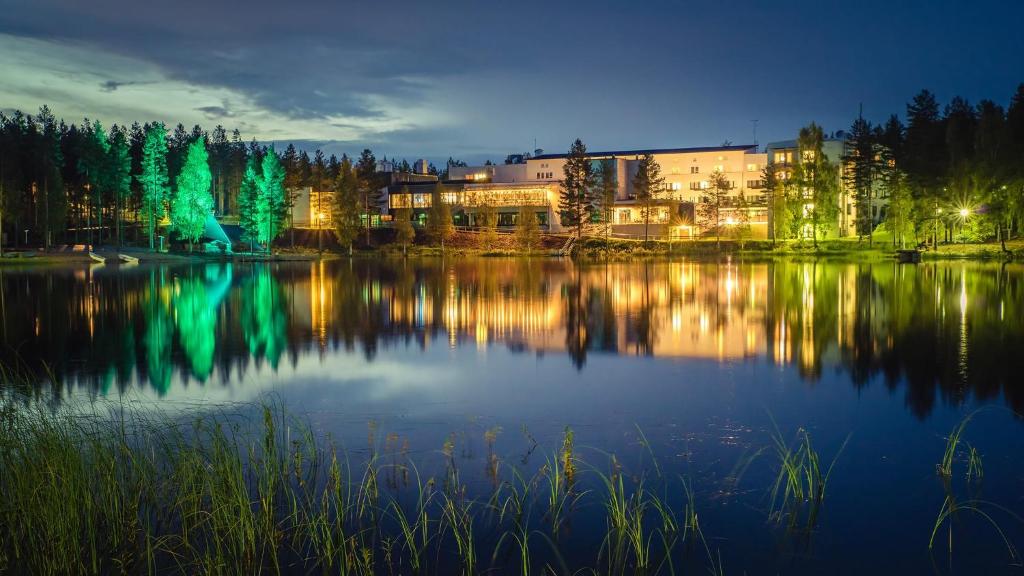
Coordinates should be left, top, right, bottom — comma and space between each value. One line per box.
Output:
1, 237, 1020, 267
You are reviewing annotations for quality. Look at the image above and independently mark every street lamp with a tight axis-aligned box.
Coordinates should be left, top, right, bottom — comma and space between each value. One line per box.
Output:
957, 207, 971, 246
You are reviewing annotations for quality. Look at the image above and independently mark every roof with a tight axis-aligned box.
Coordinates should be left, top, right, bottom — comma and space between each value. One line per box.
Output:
532, 144, 757, 160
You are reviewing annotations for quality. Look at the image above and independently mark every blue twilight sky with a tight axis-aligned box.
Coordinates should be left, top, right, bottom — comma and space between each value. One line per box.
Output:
1, 0, 1022, 165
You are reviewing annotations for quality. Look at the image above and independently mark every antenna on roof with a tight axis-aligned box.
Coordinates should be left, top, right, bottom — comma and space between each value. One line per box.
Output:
752, 119, 759, 147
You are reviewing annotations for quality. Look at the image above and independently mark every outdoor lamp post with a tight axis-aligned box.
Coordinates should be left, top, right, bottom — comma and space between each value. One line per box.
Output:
958, 207, 970, 246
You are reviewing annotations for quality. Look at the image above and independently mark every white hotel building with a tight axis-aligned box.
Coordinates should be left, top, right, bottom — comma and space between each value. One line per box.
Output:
389, 144, 769, 238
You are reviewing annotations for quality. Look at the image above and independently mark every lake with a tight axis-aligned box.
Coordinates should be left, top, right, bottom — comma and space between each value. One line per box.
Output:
2, 257, 1023, 574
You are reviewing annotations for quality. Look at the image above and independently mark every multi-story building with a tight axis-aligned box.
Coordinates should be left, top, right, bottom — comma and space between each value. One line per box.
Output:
390, 144, 769, 237
765, 134, 888, 239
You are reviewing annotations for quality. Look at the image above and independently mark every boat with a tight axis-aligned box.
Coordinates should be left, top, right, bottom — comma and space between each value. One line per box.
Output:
117, 253, 139, 264
896, 249, 922, 263
89, 252, 106, 264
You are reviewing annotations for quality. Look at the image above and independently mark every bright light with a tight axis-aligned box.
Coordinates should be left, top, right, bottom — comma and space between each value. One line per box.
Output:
725, 217, 736, 226
958, 208, 970, 218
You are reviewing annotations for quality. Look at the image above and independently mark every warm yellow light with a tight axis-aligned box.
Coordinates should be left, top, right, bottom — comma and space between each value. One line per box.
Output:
725, 217, 736, 225
958, 208, 970, 218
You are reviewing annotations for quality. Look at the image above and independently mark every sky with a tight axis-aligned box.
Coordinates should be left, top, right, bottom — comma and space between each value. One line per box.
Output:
1, 0, 1023, 166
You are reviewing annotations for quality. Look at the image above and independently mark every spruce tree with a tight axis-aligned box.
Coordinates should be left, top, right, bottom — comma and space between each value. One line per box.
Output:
558, 138, 594, 239
842, 115, 877, 242
170, 139, 213, 250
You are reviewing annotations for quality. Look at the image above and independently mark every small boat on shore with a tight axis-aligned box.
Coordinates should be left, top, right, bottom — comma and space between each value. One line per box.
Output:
118, 254, 139, 264
89, 252, 106, 264
896, 249, 922, 263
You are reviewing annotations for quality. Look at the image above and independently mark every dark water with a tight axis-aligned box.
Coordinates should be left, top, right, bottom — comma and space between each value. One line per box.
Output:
2, 257, 1024, 574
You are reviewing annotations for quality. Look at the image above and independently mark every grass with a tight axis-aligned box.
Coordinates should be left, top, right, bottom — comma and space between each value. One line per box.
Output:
3, 394, 1022, 575
768, 424, 850, 530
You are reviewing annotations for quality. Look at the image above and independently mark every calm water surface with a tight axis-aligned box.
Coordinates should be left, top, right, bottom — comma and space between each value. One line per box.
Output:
2, 257, 1024, 574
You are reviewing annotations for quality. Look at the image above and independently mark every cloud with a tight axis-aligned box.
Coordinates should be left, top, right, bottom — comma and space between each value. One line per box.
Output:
0, 33, 456, 144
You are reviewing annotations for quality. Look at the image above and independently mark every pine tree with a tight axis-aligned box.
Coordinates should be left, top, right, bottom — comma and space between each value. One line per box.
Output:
332, 155, 361, 255
558, 139, 594, 239
108, 126, 131, 247
170, 139, 213, 250
355, 149, 379, 245
631, 154, 665, 244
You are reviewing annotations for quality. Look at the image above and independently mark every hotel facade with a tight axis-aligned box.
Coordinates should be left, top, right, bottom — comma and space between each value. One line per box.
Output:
387, 145, 770, 238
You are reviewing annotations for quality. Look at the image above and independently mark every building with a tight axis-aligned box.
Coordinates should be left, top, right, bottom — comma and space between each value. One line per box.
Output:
765, 133, 888, 239
391, 144, 770, 237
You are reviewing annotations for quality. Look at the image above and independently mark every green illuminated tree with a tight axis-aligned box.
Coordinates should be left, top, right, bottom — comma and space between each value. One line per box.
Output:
171, 139, 213, 250
793, 123, 839, 247
631, 153, 665, 244
333, 155, 361, 254
558, 138, 594, 239
731, 191, 753, 248
394, 206, 415, 255
241, 267, 288, 369
257, 148, 288, 250
237, 154, 261, 251
425, 181, 454, 248
138, 123, 170, 251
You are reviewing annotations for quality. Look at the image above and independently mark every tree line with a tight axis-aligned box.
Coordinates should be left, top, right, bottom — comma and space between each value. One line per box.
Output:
767, 85, 1024, 248
0, 108, 417, 252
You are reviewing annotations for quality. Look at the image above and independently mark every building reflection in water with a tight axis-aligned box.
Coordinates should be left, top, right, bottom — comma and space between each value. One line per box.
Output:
0, 259, 1022, 417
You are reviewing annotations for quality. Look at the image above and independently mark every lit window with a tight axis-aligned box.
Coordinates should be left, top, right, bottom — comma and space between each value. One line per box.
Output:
669, 182, 681, 191
747, 163, 758, 171
714, 165, 724, 173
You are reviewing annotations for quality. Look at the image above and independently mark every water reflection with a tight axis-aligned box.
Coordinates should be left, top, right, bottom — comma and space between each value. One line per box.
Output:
1, 259, 1022, 416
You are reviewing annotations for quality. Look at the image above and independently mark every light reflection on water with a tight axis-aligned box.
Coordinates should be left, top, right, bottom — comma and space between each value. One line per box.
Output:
3, 258, 1024, 573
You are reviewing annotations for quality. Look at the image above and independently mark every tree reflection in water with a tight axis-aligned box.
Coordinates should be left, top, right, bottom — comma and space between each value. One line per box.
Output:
0, 259, 1022, 417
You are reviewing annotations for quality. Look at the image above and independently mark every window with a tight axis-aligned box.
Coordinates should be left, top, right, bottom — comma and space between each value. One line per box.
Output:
689, 182, 700, 191
669, 182, 681, 191
497, 212, 517, 227
730, 181, 736, 189
746, 163, 758, 171
713, 165, 724, 173
746, 179, 765, 189
690, 166, 699, 174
